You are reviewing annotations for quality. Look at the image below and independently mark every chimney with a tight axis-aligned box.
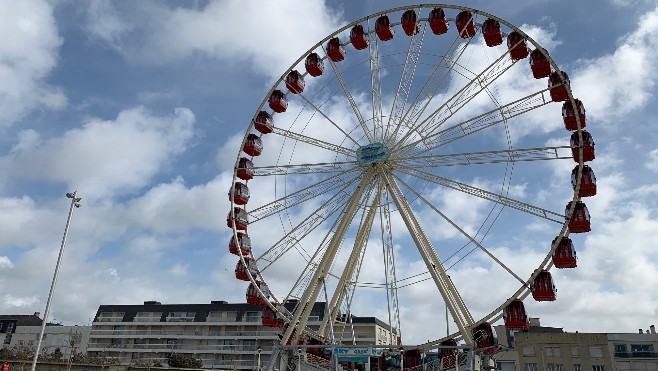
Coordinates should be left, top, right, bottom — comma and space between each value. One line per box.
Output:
647, 330, 650, 334
639, 329, 644, 334
529, 318, 541, 327
650, 325, 656, 334
34, 312, 41, 318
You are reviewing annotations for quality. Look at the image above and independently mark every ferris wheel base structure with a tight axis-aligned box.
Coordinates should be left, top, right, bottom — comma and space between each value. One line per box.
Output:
226, 3, 596, 364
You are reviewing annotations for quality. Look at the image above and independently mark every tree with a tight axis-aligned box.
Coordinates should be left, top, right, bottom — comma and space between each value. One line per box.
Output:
167, 353, 202, 369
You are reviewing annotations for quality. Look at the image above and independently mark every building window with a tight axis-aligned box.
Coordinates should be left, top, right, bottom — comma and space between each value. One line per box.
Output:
592, 366, 604, 371
134, 312, 162, 322
98, 312, 124, 322
524, 363, 537, 371
547, 363, 564, 371
545, 346, 562, 357
589, 347, 603, 358
167, 339, 179, 349
574, 364, 581, 371
523, 345, 536, 356
614, 344, 627, 354
6, 323, 14, 334
245, 312, 260, 322
111, 338, 122, 348
243, 340, 257, 351
572, 347, 580, 357
167, 312, 195, 322
631, 344, 654, 357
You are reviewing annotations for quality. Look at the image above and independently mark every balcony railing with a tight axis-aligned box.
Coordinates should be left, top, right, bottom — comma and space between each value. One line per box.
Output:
87, 343, 276, 353
614, 351, 658, 359
90, 329, 279, 337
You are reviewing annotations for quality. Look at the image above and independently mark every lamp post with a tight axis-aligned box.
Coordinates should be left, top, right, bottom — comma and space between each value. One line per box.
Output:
297, 348, 302, 371
257, 346, 262, 371
30, 192, 81, 371
400, 347, 405, 371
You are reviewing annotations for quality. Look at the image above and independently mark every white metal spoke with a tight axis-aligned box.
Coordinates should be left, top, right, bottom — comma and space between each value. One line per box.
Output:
296, 91, 362, 146
367, 18, 384, 143
325, 49, 375, 144
395, 165, 564, 223
384, 18, 426, 145
393, 47, 517, 151
255, 176, 360, 271
281, 171, 375, 345
394, 145, 573, 168
380, 185, 401, 344
378, 165, 475, 345
272, 127, 357, 158
250, 161, 358, 176
392, 172, 528, 287
319, 182, 381, 337
248, 168, 361, 222
395, 88, 552, 157
388, 17, 476, 147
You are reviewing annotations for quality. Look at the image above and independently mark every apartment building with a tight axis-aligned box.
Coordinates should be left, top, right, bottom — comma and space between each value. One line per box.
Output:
0, 314, 91, 359
493, 319, 658, 371
87, 300, 395, 369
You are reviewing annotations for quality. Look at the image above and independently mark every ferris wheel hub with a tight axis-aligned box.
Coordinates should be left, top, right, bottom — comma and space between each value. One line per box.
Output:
357, 142, 391, 167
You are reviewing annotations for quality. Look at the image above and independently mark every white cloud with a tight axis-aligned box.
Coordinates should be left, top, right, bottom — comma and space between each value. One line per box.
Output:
647, 149, 658, 171
83, 0, 345, 79
0, 0, 65, 127
0, 256, 14, 269
5, 106, 195, 200
571, 6, 658, 125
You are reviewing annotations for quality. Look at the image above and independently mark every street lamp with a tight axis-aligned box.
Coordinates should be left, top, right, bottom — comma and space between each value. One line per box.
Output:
400, 347, 405, 371
257, 346, 262, 371
297, 348, 302, 371
30, 191, 82, 371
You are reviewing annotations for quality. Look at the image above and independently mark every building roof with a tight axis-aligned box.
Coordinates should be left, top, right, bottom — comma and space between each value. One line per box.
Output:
0, 314, 43, 326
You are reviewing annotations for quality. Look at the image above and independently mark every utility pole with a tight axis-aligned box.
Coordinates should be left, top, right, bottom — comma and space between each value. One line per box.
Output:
31, 192, 81, 371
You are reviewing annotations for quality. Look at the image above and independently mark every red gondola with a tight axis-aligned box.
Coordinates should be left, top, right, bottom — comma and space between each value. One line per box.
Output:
229, 182, 250, 205
401, 10, 420, 36
571, 165, 597, 197
504, 299, 529, 331
532, 270, 557, 301
562, 99, 586, 130
227, 207, 248, 230
429, 8, 449, 35
549, 71, 570, 102
246, 281, 270, 305
439, 338, 458, 368
472, 322, 498, 354
237, 157, 254, 181
507, 31, 529, 61
285, 70, 305, 94
305, 53, 324, 77
566, 201, 591, 233
403, 348, 423, 369
375, 15, 394, 41
269, 90, 287, 113
243, 133, 263, 157
235, 257, 258, 281
263, 304, 286, 327
552, 236, 577, 268
530, 49, 552, 79
350, 25, 368, 50
254, 111, 273, 134
570, 130, 595, 163
229, 232, 251, 256
456, 11, 476, 38
327, 37, 345, 62
482, 18, 503, 47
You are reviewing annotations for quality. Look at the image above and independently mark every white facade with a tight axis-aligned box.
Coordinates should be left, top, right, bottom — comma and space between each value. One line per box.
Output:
8, 325, 91, 358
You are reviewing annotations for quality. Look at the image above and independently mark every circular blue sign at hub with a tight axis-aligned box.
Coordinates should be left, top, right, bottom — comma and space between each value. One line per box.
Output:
357, 142, 391, 167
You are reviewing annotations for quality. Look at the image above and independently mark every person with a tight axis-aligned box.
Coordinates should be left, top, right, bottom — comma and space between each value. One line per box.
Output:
2, 362, 9, 371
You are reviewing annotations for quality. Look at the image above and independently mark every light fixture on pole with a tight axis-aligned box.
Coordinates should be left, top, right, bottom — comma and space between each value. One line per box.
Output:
257, 346, 262, 371
297, 348, 302, 371
31, 191, 82, 371
400, 347, 405, 371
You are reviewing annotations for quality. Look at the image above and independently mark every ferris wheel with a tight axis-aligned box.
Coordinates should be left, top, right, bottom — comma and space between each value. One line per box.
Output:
227, 4, 597, 351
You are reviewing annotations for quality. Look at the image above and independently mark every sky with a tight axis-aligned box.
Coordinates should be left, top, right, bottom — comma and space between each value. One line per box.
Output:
1, 0, 658, 346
